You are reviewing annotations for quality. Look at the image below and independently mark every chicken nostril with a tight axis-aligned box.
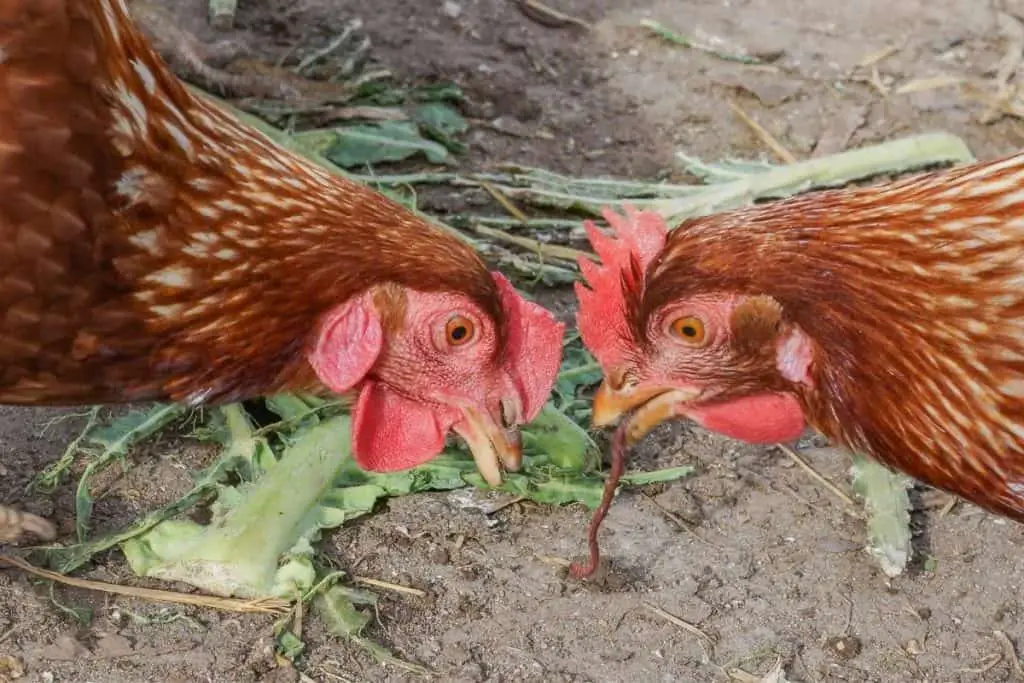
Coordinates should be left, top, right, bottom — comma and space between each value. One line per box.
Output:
499, 398, 517, 428
607, 367, 630, 392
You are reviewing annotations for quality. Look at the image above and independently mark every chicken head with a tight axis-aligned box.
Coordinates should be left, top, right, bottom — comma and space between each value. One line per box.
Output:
575, 206, 809, 446
310, 273, 564, 485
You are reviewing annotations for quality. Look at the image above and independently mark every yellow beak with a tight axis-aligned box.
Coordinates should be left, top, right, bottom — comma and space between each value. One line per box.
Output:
457, 407, 523, 487
592, 380, 701, 445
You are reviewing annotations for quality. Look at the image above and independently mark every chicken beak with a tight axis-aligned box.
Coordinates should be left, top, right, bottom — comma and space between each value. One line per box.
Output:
457, 406, 523, 487
592, 381, 702, 445
593, 381, 664, 427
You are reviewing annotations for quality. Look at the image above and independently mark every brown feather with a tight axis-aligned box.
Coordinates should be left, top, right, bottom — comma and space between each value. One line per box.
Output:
641, 152, 1024, 520
0, 0, 502, 407
730, 295, 783, 355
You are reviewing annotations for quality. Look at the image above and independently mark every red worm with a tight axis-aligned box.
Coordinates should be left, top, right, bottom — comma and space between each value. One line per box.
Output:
568, 422, 628, 579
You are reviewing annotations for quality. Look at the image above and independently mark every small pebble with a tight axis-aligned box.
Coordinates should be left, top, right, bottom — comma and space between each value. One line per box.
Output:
442, 1, 461, 19
824, 635, 862, 661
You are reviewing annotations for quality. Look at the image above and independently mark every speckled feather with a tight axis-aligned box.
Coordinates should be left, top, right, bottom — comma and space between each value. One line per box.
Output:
0, 0, 501, 406
638, 153, 1024, 520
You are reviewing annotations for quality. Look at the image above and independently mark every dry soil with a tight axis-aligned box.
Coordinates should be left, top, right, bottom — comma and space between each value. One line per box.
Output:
2, 0, 1024, 681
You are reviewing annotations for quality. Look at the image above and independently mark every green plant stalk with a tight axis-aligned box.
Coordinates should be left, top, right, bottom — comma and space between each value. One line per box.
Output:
351, 169, 703, 198
384, 135, 967, 219
355, 134, 973, 220
850, 453, 913, 578
123, 414, 353, 598
654, 132, 975, 223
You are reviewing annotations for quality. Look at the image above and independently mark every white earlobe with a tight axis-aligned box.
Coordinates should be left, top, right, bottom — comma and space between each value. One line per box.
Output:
776, 325, 814, 387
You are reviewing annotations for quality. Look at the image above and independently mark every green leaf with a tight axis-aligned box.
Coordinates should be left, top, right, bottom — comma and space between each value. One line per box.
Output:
121, 415, 356, 599
551, 335, 603, 426
465, 470, 606, 509
285, 129, 341, 161
46, 584, 93, 626
316, 583, 429, 675
619, 466, 696, 486
73, 403, 186, 541
83, 404, 186, 453
409, 82, 465, 103
412, 102, 468, 154
521, 403, 598, 472
317, 584, 372, 637
322, 122, 450, 168
351, 81, 406, 106
275, 629, 305, 662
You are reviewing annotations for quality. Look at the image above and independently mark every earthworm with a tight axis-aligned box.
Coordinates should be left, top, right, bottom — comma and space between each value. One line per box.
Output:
568, 421, 628, 579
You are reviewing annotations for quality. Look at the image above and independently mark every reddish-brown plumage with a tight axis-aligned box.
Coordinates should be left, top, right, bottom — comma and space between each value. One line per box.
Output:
579, 152, 1024, 523
0, 0, 502, 406
0, 0, 569, 543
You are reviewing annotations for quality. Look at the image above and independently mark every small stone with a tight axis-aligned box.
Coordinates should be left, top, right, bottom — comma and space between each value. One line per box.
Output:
442, 1, 461, 18
824, 635, 862, 661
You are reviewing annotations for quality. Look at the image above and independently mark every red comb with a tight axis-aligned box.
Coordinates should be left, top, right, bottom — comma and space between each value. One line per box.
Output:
574, 205, 668, 370
492, 272, 565, 421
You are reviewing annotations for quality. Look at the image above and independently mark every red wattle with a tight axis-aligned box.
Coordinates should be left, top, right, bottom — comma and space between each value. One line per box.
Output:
351, 381, 459, 472
686, 393, 806, 443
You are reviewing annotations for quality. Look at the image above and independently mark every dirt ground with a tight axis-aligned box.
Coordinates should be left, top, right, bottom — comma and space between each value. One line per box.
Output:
2, 0, 1024, 681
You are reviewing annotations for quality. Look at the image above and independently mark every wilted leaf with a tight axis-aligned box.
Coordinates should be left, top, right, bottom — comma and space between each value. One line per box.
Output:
620, 466, 695, 486
324, 122, 450, 167
73, 403, 186, 541
121, 416, 356, 599
317, 585, 372, 637
409, 82, 464, 102
522, 403, 599, 472
275, 629, 305, 662
412, 102, 468, 153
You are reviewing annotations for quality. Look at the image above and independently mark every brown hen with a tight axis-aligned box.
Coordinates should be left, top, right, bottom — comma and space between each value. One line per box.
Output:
577, 153, 1024, 525
0, 0, 564, 542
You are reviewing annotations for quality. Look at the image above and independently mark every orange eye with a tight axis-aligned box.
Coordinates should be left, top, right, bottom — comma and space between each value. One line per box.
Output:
670, 316, 706, 345
445, 315, 475, 346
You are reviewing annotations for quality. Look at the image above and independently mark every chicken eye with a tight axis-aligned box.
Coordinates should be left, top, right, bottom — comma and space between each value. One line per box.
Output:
670, 316, 706, 345
445, 315, 476, 346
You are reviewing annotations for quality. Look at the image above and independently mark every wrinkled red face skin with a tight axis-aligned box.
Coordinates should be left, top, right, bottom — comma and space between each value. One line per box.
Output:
622, 293, 812, 443
576, 206, 812, 445
309, 273, 564, 485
